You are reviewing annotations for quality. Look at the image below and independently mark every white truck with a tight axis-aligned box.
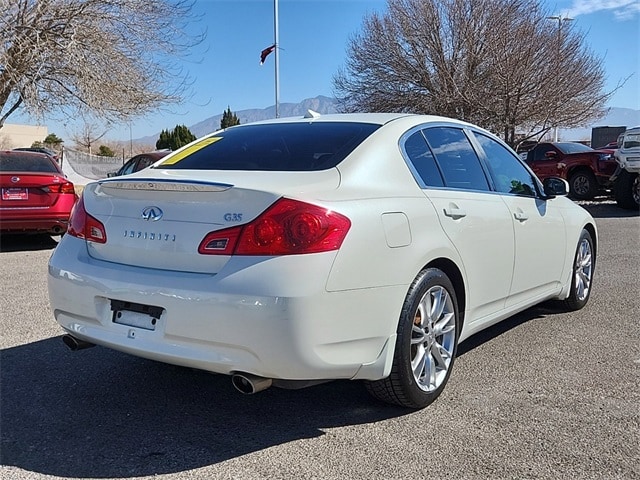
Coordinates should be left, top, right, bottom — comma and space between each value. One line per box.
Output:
612, 126, 640, 210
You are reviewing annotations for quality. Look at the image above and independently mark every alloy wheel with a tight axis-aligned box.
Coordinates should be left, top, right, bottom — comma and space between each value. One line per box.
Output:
574, 237, 593, 301
411, 286, 456, 392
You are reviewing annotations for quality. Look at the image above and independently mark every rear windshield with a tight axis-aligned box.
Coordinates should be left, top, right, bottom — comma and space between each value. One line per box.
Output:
158, 122, 381, 171
0, 153, 59, 173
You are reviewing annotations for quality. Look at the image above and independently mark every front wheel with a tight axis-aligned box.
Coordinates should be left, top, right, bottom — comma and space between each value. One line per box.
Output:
614, 170, 640, 210
568, 170, 597, 200
563, 229, 595, 311
366, 268, 459, 409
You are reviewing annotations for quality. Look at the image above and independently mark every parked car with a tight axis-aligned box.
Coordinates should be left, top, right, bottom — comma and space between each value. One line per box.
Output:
48, 113, 596, 409
612, 126, 640, 209
13, 147, 60, 163
1, 150, 77, 235
523, 142, 617, 199
107, 151, 170, 177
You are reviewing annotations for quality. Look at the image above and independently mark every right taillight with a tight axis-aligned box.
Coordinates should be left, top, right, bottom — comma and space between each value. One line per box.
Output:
198, 198, 351, 256
67, 195, 107, 243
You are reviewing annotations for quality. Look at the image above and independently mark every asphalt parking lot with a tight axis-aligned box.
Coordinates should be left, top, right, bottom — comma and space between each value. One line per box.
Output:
1, 199, 638, 480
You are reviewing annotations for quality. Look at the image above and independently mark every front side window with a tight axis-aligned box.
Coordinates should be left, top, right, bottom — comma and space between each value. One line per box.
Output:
473, 133, 538, 197
159, 122, 381, 171
422, 127, 490, 192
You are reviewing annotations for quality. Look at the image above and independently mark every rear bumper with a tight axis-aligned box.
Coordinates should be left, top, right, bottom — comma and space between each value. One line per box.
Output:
48, 236, 403, 381
0, 216, 70, 234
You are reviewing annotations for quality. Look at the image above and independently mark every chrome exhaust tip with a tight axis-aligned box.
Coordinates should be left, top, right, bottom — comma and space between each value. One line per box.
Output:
231, 373, 273, 394
62, 334, 96, 351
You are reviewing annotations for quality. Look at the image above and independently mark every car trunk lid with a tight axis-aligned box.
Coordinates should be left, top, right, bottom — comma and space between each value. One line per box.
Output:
81, 170, 340, 273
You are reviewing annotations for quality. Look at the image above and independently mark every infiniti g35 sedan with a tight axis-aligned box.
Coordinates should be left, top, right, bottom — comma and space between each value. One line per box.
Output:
48, 112, 596, 409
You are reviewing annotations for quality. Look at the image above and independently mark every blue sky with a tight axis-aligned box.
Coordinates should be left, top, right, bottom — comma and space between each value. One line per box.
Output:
13, 0, 640, 142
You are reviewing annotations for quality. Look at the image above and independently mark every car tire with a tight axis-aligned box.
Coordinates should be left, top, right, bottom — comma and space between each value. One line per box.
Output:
563, 229, 595, 311
614, 170, 640, 210
568, 170, 598, 200
365, 268, 459, 409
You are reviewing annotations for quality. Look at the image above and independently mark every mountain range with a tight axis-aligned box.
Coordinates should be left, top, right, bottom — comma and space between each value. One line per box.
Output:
134, 95, 639, 145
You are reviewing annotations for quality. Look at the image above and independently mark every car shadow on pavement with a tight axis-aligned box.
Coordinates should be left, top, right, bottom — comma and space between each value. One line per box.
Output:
0, 234, 59, 252
0, 337, 409, 478
458, 300, 565, 356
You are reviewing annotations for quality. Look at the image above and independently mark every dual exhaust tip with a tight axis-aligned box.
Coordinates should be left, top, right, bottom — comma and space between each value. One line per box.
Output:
62, 334, 96, 351
62, 334, 273, 394
231, 373, 273, 394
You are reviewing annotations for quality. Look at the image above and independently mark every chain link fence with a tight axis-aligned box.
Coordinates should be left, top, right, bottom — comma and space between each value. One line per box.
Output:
62, 148, 124, 180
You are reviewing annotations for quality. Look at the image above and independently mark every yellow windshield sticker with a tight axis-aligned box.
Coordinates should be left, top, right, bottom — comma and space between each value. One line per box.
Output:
159, 137, 222, 165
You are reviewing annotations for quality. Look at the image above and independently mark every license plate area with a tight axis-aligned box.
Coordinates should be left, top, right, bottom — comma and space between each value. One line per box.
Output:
2, 188, 28, 200
111, 300, 163, 331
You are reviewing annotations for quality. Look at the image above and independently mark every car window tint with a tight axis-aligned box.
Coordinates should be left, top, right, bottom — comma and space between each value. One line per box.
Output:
120, 159, 137, 175
422, 127, 490, 191
161, 122, 380, 171
0, 154, 59, 173
137, 157, 153, 170
533, 144, 555, 161
473, 133, 538, 197
403, 131, 444, 187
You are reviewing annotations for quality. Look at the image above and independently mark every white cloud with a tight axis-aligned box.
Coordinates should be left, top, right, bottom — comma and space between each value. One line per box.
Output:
559, 0, 640, 20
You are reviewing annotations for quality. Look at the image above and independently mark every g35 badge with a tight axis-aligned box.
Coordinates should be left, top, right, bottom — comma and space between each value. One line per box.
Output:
224, 213, 243, 222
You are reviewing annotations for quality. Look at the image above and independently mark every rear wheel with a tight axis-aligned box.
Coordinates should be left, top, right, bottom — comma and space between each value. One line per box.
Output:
614, 170, 640, 210
366, 268, 459, 409
568, 170, 597, 200
563, 229, 595, 311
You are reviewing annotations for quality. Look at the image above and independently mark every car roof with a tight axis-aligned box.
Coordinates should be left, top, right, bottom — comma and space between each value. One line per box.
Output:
233, 112, 475, 128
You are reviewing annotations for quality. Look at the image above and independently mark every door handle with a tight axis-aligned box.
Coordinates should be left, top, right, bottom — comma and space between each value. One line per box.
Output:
444, 207, 467, 219
514, 211, 528, 221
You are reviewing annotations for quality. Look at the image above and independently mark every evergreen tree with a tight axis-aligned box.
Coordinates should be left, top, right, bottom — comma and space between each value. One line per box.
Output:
155, 125, 196, 150
221, 106, 240, 129
97, 145, 115, 157
43, 133, 63, 149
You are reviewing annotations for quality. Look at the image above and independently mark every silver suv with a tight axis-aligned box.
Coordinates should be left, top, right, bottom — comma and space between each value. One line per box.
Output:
612, 127, 640, 209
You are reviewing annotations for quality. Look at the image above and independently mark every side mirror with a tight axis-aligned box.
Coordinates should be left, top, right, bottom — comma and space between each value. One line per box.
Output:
544, 150, 557, 159
542, 177, 568, 198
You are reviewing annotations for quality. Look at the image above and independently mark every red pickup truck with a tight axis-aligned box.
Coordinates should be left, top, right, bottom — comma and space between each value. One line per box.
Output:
523, 142, 617, 200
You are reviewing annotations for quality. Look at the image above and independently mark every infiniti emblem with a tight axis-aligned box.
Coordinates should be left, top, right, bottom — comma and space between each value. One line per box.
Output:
141, 206, 163, 221
11, 176, 20, 183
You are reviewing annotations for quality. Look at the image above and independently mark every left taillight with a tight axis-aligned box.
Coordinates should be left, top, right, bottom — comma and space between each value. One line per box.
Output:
67, 195, 107, 243
198, 198, 351, 256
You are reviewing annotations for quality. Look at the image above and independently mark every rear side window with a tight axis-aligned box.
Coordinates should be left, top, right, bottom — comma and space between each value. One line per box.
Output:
422, 127, 490, 191
159, 122, 381, 171
403, 131, 444, 187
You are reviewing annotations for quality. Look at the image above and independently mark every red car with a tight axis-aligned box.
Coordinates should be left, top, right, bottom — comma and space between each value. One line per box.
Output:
0, 150, 78, 235
524, 142, 617, 199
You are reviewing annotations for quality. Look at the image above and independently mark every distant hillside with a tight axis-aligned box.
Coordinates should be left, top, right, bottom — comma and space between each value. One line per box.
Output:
133, 97, 638, 145
135, 95, 338, 144
561, 107, 640, 142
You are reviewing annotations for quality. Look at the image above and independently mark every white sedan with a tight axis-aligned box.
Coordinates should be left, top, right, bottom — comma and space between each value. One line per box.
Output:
48, 112, 596, 409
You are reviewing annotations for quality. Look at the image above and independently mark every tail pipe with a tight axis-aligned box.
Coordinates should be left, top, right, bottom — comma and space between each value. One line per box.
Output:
231, 373, 273, 394
62, 334, 96, 351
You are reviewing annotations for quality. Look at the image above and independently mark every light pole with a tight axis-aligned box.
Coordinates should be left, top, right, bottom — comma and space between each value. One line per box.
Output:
546, 15, 573, 142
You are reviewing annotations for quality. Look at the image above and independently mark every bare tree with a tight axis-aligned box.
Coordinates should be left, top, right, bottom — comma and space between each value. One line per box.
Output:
0, 0, 205, 129
69, 116, 109, 155
333, 0, 615, 146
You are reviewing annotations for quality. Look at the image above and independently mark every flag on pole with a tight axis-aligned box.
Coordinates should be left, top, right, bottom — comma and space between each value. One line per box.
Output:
260, 44, 276, 65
